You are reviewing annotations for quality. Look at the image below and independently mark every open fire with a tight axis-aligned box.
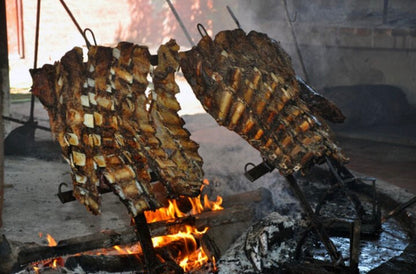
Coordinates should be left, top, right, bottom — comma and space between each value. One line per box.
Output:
31, 181, 223, 273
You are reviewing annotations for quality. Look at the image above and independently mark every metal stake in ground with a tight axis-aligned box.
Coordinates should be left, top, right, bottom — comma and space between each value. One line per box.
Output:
133, 213, 184, 274
285, 174, 344, 265
3, 0, 41, 155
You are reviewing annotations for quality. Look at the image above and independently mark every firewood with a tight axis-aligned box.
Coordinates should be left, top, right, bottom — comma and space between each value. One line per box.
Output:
7, 188, 272, 270
64, 239, 186, 273
65, 254, 145, 273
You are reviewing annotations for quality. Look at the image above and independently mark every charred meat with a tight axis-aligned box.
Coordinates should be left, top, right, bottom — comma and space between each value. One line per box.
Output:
180, 29, 347, 175
31, 41, 204, 216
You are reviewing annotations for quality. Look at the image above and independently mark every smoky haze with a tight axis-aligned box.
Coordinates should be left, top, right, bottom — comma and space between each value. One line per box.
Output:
115, 0, 416, 106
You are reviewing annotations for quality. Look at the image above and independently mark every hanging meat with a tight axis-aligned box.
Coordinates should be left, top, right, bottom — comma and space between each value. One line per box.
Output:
30, 41, 204, 216
180, 29, 348, 175
150, 40, 204, 196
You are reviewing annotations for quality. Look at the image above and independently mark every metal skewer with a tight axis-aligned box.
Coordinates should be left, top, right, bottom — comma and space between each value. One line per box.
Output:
165, 0, 195, 47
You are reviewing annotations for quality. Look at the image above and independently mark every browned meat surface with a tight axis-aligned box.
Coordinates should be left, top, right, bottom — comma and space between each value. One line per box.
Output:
296, 77, 345, 124
31, 41, 204, 216
180, 29, 347, 175
150, 40, 204, 196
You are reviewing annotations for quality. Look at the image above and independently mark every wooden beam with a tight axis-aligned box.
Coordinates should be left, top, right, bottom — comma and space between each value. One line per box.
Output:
15, 205, 254, 267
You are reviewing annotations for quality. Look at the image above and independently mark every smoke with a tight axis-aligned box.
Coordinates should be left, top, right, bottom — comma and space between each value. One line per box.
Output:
115, 0, 416, 107
115, 0, 218, 52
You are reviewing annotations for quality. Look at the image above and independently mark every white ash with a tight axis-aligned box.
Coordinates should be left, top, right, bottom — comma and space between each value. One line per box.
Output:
218, 212, 307, 273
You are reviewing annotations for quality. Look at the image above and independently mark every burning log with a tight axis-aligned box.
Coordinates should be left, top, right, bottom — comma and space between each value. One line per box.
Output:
2, 188, 272, 272
64, 238, 188, 273
64, 235, 218, 273
65, 254, 146, 273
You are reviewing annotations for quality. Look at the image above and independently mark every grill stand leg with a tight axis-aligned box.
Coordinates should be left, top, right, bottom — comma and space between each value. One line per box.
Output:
285, 174, 344, 265
133, 213, 184, 274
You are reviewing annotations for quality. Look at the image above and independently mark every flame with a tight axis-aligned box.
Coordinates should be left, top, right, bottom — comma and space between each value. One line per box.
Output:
32, 181, 222, 272
111, 181, 222, 271
144, 179, 223, 222
32, 233, 63, 272
46, 234, 57, 246
138, 180, 222, 271
212, 255, 218, 272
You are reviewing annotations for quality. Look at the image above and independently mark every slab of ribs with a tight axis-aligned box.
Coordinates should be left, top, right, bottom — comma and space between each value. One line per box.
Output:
31, 40, 203, 216
31, 29, 346, 218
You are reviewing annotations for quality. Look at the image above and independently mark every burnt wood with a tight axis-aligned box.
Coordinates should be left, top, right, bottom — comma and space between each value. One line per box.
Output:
6, 189, 271, 271
65, 254, 145, 273
64, 239, 185, 273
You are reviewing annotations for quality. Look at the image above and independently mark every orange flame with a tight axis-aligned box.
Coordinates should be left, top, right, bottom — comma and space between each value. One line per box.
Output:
32, 180, 222, 272
145, 179, 223, 222
137, 180, 222, 271
113, 180, 222, 271
46, 234, 57, 246
32, 233, 63, 271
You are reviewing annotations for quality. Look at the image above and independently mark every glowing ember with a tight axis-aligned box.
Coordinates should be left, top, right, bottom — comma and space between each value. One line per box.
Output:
32, 234, 63, 272
31, 182, 222, 272
145, 179, 223, 222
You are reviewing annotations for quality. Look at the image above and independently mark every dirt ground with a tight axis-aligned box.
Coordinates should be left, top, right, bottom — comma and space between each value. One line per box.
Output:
1, 101, 416, 252
1, 110, 275, 245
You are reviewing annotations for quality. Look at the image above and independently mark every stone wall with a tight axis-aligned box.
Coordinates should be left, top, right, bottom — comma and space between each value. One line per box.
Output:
243, 0, 416, 106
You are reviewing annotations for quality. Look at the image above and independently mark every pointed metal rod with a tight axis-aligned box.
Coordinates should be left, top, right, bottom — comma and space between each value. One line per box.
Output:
58, 0, 91, 48
281, 0, 309, 83
165, 0, 195, 47
226, 5, 241, 29
29, 0, 41, 123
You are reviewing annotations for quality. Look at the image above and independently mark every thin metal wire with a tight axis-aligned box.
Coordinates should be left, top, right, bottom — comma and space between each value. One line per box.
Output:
281, 0, 309, 83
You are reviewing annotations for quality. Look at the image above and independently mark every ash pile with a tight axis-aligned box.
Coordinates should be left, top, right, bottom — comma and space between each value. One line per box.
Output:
217, 165, 411, 273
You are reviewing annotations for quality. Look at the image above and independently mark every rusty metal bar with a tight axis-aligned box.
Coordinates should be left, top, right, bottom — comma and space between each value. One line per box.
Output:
226, 5, 241, 29
57, 172, 158, 203
281, 0, 309, 83
2, 115, 50, 131
382, 196, 416, 223
15, 0, 25, 58
58, 0, 91, 48
133, 213, 160, 272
